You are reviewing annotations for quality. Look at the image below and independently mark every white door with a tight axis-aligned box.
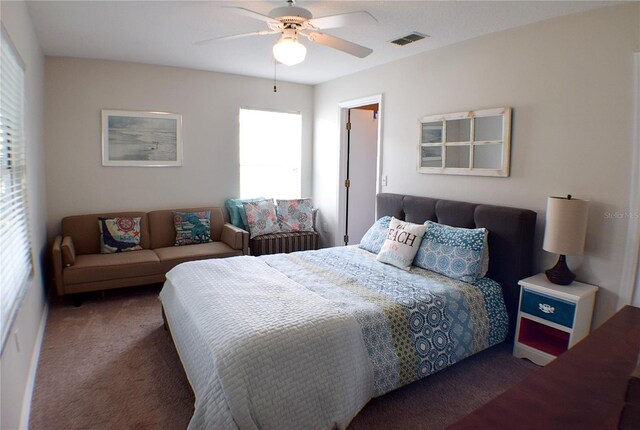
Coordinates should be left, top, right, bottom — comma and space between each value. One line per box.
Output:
346, 108, 378, 245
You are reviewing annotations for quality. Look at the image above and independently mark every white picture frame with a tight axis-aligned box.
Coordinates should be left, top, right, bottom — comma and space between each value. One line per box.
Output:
418, 107, 511, 177
101, 110, 183, 167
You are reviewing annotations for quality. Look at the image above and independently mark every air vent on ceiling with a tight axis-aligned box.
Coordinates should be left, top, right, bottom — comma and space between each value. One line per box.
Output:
390, 32, 428, 46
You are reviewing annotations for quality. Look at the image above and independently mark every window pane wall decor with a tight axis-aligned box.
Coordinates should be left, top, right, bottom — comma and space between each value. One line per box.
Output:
418, 107, 512, 177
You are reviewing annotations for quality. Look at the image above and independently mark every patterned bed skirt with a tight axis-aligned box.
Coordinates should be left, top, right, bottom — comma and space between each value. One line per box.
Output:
250, 231, 319, 256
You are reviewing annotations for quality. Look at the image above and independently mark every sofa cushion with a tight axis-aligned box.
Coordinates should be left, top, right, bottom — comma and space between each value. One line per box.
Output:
155, 242, 242, 271
63, 250, 160, 285
62, 212, 150, 255
98, 216, 143, 253
173, 210, 212, 246
149, 207, 225, 249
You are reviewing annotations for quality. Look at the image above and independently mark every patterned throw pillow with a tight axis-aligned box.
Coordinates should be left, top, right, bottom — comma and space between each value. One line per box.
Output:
225, 197, 264, 231
376, 217, 427, 271
413, 221, 489, 283
173, 211, 212, 246
359, 216, 391, 254
98, 217, 143, 254
276, 198, 314, 232
242, 199, 281, 239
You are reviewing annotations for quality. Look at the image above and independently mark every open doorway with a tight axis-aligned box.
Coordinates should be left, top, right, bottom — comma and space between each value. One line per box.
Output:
337, 95, 383, 246
624, 52, 640, 307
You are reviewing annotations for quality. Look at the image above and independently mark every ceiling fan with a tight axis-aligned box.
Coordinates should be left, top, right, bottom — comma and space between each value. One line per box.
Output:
196, 0, 377, 66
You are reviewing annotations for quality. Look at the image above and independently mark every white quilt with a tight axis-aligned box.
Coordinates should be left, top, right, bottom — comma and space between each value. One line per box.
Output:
160, 246, 508, 429
160, 256, 373, 430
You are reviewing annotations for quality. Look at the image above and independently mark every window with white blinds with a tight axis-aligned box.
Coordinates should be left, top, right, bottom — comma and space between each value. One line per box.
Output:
1, 26, 33, 349
239, 108, 302, 199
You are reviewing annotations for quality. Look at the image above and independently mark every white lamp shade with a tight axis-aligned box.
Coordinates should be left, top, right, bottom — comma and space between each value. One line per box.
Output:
543, 196, 589, 256
273, 38, 306, 66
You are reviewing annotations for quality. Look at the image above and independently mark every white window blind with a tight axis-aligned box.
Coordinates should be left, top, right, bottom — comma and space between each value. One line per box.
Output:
239, 108, 302, 199
1, 26, 32, 349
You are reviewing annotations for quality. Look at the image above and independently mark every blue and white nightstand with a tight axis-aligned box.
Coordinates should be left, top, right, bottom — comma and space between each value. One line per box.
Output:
513, 273, 598, 366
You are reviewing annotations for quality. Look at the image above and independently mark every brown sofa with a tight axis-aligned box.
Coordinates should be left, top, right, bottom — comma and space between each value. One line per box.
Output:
52, 207, 248, 296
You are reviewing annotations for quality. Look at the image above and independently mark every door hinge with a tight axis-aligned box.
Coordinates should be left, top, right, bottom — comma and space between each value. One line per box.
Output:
344, 179, 350, 188
346, 122, 351, 131
344, 234, 349, 244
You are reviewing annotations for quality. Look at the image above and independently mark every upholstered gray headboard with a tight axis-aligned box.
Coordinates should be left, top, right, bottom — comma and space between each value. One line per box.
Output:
377, 193, 537, 341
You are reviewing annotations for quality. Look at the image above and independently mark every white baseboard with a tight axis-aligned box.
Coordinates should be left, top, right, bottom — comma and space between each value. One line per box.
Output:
18, 303, 48, 430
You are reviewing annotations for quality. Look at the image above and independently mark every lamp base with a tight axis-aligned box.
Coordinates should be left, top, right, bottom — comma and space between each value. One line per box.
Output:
545, 255, 576, 285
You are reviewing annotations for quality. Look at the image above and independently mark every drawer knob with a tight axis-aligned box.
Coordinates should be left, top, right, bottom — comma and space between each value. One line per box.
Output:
539, 303, 555, 314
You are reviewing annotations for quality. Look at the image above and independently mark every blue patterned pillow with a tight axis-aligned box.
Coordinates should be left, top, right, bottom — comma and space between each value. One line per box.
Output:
173, 211, 212, 246
414, 221, 489, 283
358, 216, 391, 254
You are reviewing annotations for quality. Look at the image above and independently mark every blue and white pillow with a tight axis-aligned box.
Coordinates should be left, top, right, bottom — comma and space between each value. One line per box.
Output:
414, 221, 489, 283
358, 216, 391, 254
174, 211, 212, 246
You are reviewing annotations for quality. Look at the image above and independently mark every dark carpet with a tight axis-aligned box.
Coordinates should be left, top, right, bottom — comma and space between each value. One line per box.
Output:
29, 285, 538, 430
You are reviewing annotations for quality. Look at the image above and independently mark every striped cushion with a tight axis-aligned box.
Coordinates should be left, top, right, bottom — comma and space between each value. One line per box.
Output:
250, 231, 319, 256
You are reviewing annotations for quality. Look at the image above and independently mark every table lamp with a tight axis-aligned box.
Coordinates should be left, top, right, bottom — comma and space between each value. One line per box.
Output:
543, 195, 589, 285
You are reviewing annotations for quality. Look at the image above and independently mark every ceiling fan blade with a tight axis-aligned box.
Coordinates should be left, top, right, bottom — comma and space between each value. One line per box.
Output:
223, 6, 278, 24
306, 32, 373, 58
195, 30, 279, 45
308, 11, 377, 30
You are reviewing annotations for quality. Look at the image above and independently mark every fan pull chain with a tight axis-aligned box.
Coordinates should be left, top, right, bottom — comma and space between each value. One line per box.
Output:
273, 60, 278, 92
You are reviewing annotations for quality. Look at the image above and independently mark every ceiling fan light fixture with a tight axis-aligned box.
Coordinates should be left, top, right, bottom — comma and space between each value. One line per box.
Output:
273, 35, 307, 66
210, 2, 376, 65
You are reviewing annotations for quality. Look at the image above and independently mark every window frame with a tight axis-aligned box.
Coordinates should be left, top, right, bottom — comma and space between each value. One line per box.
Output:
1, 24, 33, 351
238, 107, 303, 200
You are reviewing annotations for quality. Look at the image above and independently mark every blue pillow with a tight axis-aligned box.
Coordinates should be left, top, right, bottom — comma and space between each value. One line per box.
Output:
358, 216, 391, 254
225, 197, 264, 231
413, 221, 489, 283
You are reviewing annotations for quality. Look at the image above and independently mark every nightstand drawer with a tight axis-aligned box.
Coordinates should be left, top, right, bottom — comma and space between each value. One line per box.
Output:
521, 289, 576, 328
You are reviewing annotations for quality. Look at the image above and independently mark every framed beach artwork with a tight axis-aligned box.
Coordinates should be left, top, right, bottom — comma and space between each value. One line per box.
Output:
101, 110, 183, 167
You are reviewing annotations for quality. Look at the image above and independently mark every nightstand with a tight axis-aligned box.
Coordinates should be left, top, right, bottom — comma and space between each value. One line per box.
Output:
513, 273, 598, 366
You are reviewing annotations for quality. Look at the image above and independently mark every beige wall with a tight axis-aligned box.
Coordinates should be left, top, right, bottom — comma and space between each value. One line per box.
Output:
313, 3, 640, 327
44, 58, 313, 238
0, 1, 48, 428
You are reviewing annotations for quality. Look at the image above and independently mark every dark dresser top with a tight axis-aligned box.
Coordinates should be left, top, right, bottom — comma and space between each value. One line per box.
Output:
448, 306, 640, 430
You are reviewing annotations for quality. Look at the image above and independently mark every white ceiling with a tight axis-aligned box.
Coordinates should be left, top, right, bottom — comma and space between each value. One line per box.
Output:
26, 0, 616, 85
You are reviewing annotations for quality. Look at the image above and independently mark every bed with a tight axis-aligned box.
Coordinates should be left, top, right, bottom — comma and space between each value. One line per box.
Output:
160, 193, 537, 430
